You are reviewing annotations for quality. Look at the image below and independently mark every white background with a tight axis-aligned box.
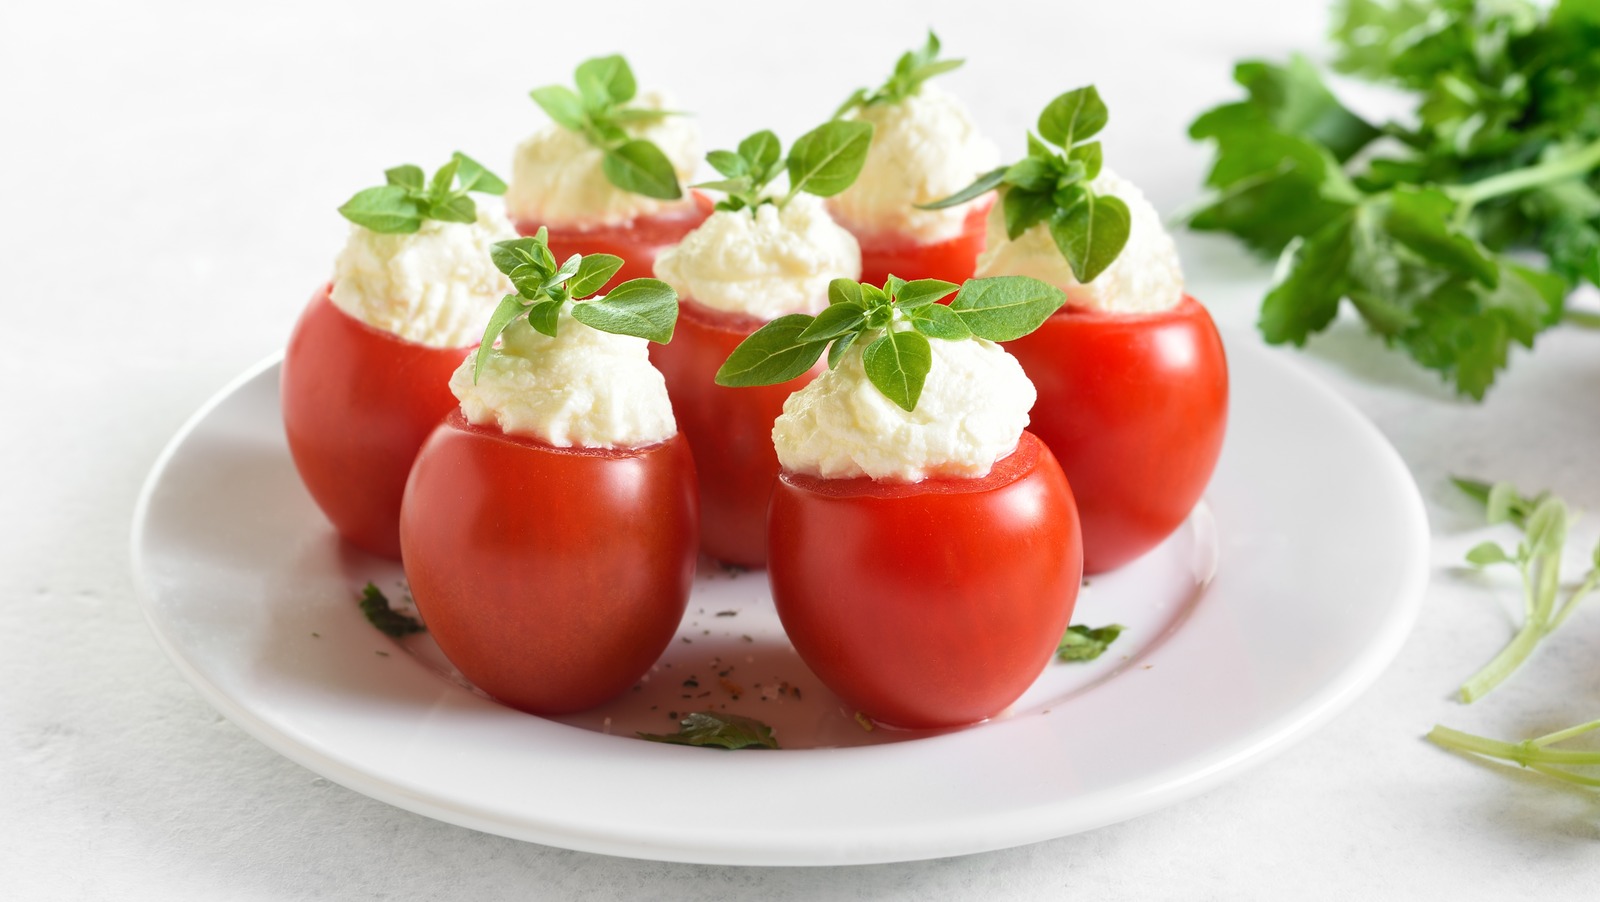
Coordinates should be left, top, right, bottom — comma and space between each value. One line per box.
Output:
4, 0, 1599, 898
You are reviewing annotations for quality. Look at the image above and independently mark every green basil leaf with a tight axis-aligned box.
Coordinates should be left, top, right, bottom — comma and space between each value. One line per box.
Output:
1056, 623, 1123, 662
568, 253, 625, 298
797, 302, 866, 342
827, 329, 858, 369
338, 185, 423, 233
894, 278, 959, 308
359, 583, 425, 638
907, 302, 971, 340
529, 84, 587, 131
918, 165, 1006, 210
883, 274, 907, 299
715, 314, 828, 386
832, 87, 869, 120
1038, 85, 1109, 149
1069, 141, 1104, 180
787, 120, 874, 197
706, 149, 748, 178
862, 330, 932, 412
473, 294, 528, 382
860, 283, 891, 308
690, 176, 753, 195
948, 275, 1067, 341
526, 299, 563, 338
1026, 132, 1053, 160
828, 277, 866, 308
1049, 193, 1131, 283
384, 164, 424, 191
637, 712, 779, 750
428, 157, 461, 198
571, 277, 679, 343
423, 193, 476, 224
575, 54, 636, 109
491, 237, 543, 277
1003, 157, 1055, 192
452, 152, 506, 196
602, 140, 683, 200
551, 254, 583, 285
1004, 187, 1056, 240
738, 130, 782, 177
1464, 541, 1512, 568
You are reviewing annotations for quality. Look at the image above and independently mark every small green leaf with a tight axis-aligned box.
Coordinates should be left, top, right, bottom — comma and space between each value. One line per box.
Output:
571, 278, 679, 343
359, 583, 425, 638
526, 300, 562, 337
883, 274, 907, 299
602, 140, 683, 200
452, 152, 506, 195
1038, 85, 1109, 149
689, 176, 753, 195
423, 193, 476, 224
338, 185, 423, 233
568, 253, 625, 298
919, 165, 1007, 210
637, 712, 779, 750
1383, 187, 1499, 287
1003, 157, 1056, 193
1050, 193, 1131, 283
1069, 142, 1104, 180
862, 329, 932, 411
706, 149, 748, 178
797, 302, 866, 342
1056, 623, 1123, 662
574, 54, 636, 109
832, 86, 869, 119
530, 84, 587, 131
384, 164, 424, 191
828, 277, 866, 308
894, 278, 960, 308
715, 315, 829, 386
1258, 216, 1354, 346
1525, 498, 1570, 558
828, 329, 859, 369
787, 120, 874, 198
549, 254, 583, 288
948, 275, 1068, 341
1004, 187, 1055, 240
738, 130, 782, 177
907, 303, 972, 340
1485, 482, 1518, 525
1465, 541, 1512, 567
1451, 476, 1493, 507
474, 294, 528, 382
428, 157, 461, 198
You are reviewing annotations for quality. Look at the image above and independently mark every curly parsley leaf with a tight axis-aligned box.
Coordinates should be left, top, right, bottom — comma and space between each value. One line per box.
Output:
530, 55, 682, 200
359, 583, 424, 638
835, 30, 964, 118
638, 712, 779, 750
1056, 623, 1124, 662
338, 152, 504, 234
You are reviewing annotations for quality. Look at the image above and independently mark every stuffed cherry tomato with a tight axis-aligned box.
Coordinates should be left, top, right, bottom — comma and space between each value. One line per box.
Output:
282, 156, 514, 559
828, 38, 999, 285
1004, 298, 1227, 574
722, 274, 1080, 728
769, 432, 1081, 729
648, 300, 820, 567
506, 56, 704, 294
401, 234, 694, 715
652, 118, 871, 566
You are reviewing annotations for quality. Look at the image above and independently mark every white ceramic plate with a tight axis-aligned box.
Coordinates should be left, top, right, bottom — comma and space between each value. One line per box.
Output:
131, 334, 1428, 866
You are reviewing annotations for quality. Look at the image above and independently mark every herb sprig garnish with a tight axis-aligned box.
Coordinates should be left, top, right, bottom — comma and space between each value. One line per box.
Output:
637, 712, 779, 750
833, 30, 964, 119
694, 120, 874, 213
1185, 1, 1600, 398
473, 229, 678, 381
1428, 719, 1600, 790
923, 86, 1130, 283
1056, 623, 1124, 662
529, 54, 685, 200
1452, 476, 1599, 702
715, 274, 1063, 411
359, 583, 425, 638
338, 153, 506, 234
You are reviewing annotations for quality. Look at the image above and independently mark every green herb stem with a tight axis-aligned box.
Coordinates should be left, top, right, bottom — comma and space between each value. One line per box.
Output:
1450, 135, 1600, 222
1428, 723, 1600, 778
1533, 718, 1600, 749
1458, 617, 1547, 703
1564, 310, 1600, 329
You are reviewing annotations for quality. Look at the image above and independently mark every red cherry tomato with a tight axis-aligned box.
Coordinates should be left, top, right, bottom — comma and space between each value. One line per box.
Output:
767, 432, 1082, 729
400, 412, 698, 715
1003, 297, 1228, 574
515, 193, 713, 292
281, 286, 466, 559
649, 300, 822, 568
847, 199, 992, 287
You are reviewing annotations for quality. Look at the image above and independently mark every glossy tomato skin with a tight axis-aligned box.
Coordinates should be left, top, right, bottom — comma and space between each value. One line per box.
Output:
1003, 297, 1228, 575
281, 286, 467, 560
847, 199, 992, 288
648, 300, 822, 568
767, 432, 1082, 729
400, 412, 698, 715
514, 193, 713, 292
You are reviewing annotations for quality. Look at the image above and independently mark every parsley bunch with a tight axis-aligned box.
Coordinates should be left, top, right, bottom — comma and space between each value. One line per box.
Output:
833, 30, 964, 118
695, 120, 874, 213
473, 229, 678, 381
715, 274, 1064, 411
338, 153, 505, 234
1187, 0, 1600, 399
529, 54, 684, 200
924, 86, 1130, 283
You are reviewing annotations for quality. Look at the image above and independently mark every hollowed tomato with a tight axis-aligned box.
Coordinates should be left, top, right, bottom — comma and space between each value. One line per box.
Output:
281, 286, 466, 560
648, 300, 822, 568
514, 193, 713, 293
1003, 297, 1228, 574
399, 411, 698, 715
767, 431, 1082, 729
846, 199, 992, 288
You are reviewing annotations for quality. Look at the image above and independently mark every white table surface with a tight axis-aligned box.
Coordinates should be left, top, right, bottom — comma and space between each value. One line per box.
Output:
4, 0, 1599, 898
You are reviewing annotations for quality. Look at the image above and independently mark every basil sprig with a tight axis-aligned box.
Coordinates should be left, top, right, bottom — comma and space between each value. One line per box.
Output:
473, 228, 678, 382
694, 119, 874, 213
715, 274, 1064, 412
529, 54, 684, 200
923, 85, 1130, 283
638, 712, 779, 750
338, 153, 506, 234
834, 30, 964, 118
